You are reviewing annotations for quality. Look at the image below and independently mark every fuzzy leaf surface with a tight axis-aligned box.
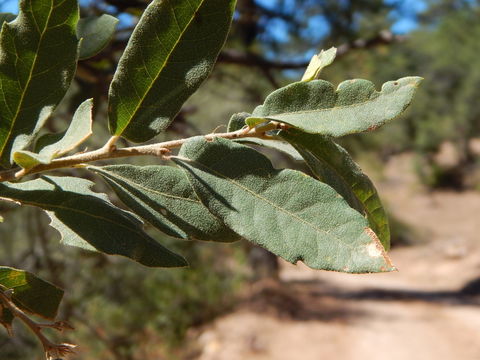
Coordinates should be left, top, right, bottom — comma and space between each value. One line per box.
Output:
108, 0, 236, 142
0, 177, 186, 268
0, 0, 79, 167
13, 99, 93, 169
227, 112, 250, 132
174, 137, 394, 273
246, 77, 422, 135
0, 266, 63, 320
33, 132, 65, 153
281, 129, 390, 249
90, 164, 241, 242
77, 14, 118, 59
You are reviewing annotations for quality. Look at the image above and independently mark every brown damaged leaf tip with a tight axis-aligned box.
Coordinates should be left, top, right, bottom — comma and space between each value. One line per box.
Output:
364, 227, 396, 272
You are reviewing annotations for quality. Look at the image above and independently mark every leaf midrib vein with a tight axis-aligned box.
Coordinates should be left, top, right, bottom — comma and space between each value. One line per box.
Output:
96, 169, 200, 204
301, 146, 369, 215
298, 143, 389, 245
0, 0, 55, 157
296, 143, 386, 241
17, 197, 147, 237
264, 90, 393, 118
117, 0, 208, 135
183, 158, 358, 249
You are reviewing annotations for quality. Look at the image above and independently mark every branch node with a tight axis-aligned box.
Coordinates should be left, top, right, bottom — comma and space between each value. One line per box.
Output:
0, 290, 77, 359
103, 136, 120, 153
156, 147, 170, 157
240, 125, 252, 135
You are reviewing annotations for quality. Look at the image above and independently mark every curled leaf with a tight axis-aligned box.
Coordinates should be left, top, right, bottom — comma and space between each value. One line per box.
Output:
301, 47, 337, 81
13, 99, 93, 170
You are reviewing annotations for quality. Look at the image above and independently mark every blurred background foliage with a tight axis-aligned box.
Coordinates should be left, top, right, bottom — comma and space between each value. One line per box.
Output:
1, 0, 480, 358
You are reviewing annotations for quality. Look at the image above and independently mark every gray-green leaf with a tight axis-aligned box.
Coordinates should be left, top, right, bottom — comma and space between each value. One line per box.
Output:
13, 99, 93, 170
281, 129, 390, 249
108, 0, 237, 142
227, 112, 250, 132
0, 266, 63, 320
0, 176, 186, 268
0, 0, 79, 167
246, 77, 422, 136
89, 164, 241, 242
174, 137, 394, 273
34, 132, 66, 154
77, 14, 119, 60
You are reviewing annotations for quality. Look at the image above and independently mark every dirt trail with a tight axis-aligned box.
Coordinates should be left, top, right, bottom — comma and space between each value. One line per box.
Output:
194, 154, 480, 360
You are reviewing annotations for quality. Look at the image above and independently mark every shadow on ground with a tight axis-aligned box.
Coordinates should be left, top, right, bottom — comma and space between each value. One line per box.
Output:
241, 277, 480, 322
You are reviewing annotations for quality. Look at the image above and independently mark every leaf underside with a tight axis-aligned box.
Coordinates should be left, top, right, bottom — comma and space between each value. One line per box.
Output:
247, 77, 422, 136
90, 164, 241, 242
174, 137, 394, 273
77, 14, 119, 60
281, 129, 390, 250
108, 0, 237, 142
0, 0, 79, 167
13, 99, 93, 169
0, 266, 63, 320
0, 177, 187, 268
34, 132, 66, 153
301, 47, 337, 81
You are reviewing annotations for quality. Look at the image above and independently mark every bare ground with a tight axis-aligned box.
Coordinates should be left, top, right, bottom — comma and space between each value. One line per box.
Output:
192, 154, 480, 360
